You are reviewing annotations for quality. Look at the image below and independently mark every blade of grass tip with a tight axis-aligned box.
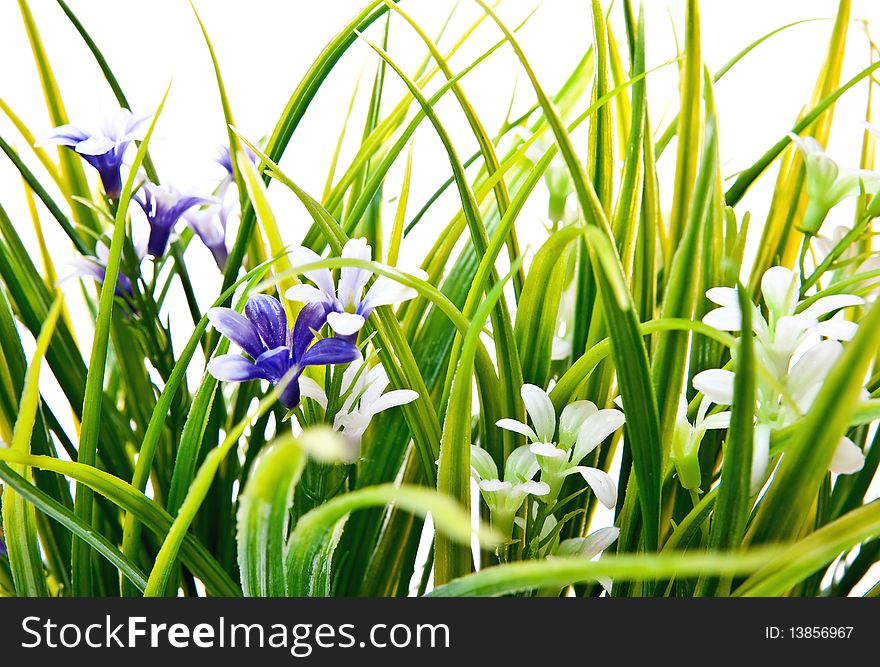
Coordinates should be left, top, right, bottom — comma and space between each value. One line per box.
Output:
319, 5, 505, 233
587, 0, 614, 214
653, 112, 717, 450
2, 295, 62, 596
17, 0, 99, 235
435, 258, 522, 585
53, 0, 159, 181
359, 32, 525, 462
748, 298, 880, 546
385, 0, 525, 297
387, 139, 414, 266
347, 13, 388, 255
221, 0, 393, 298
190, 1, 250, 234
72, 86, 168, 596
655, 18, 826, 158
0, 97, 63, 187
724, 61, 880, 208
668, 0, 703, 249
0, 134, 88, 254
584, 225, 663, 551
235, 149, 299, 321
321, 61, 368, 204
695, 284, 754, 596
612, 5, 646, 279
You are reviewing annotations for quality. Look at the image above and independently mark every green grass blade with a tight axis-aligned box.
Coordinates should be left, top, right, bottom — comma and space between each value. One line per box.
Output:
287, 484, 496, 596
71, 86, 168, 596
696, 284, 755, 596
2, 295, 62, 596
428, 549, 777, 597
749, 299, 880, 545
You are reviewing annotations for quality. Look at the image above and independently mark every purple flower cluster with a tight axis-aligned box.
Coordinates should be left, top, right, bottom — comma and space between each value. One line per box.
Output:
208, 295, 359, 409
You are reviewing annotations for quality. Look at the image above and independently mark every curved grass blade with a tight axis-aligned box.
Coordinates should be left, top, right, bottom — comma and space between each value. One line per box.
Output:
736, 501, 880, 596
287, 484, 497, 596
427, 549, 777, 597
0, 463, 147, 592
72, 86, 168, 596
2, 295, 62, 596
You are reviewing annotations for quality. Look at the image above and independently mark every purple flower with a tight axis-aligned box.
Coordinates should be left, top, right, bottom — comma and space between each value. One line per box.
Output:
215, 145, 257, 200
62, 240, 143, 299
185, 203, 229, 270
285, 238, 425, 342
207, 296, 359, 409
135, 182, 213, 258
40, 108, 150, 199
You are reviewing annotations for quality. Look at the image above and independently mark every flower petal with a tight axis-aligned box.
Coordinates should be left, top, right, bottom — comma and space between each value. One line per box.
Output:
470, 445, 499, 481
290, 246, 335, 297
558, 400, 597, 448
244, 294, 288, 350
207, 354, 265, 382
285, 283, 329, 305
361, 271, 426, 311
479, 479, 512, 493
573, 466, 617, 509
363, 390, 419, 418
706, 287, 738, 308
338, 238, 373, 307
829, 437, 865, 475
761, 266, 799, 318
504, 443, 540, 483
799, 294, 863, 320
299, 336, 360, 367
703, 306, 742, 331
207, 307, 264, 359
74, 135, 115, 156
572, 409, 626, 463
521, 383, 556, 442
700, 411, 732, 431
750, 423, 771, 494
291, 302, 328, 362
495, 418, 537, 441
326, 311, 366, 336
692, 369, 735, 406
529, 442, 567, 459
298, 375, 327, 409
514, 480, 550, 496
555, 527, 619, 559
816, 319, 858, 341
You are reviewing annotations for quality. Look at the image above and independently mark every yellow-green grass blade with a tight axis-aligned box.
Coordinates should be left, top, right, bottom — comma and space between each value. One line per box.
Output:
2, 295, 62, 596
72, 86, 168, 596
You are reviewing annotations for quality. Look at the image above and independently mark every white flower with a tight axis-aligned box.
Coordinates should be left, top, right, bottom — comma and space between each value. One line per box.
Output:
496, 384, 624, 508
553, 526, 620, 593
790, 133, 880, 234
670, 394, 731, 490
704, 266, 862, 377
693, 340, 866, 490
285, 237, 426, 337
299, 354, 418, 463
470, 444, 549, 539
